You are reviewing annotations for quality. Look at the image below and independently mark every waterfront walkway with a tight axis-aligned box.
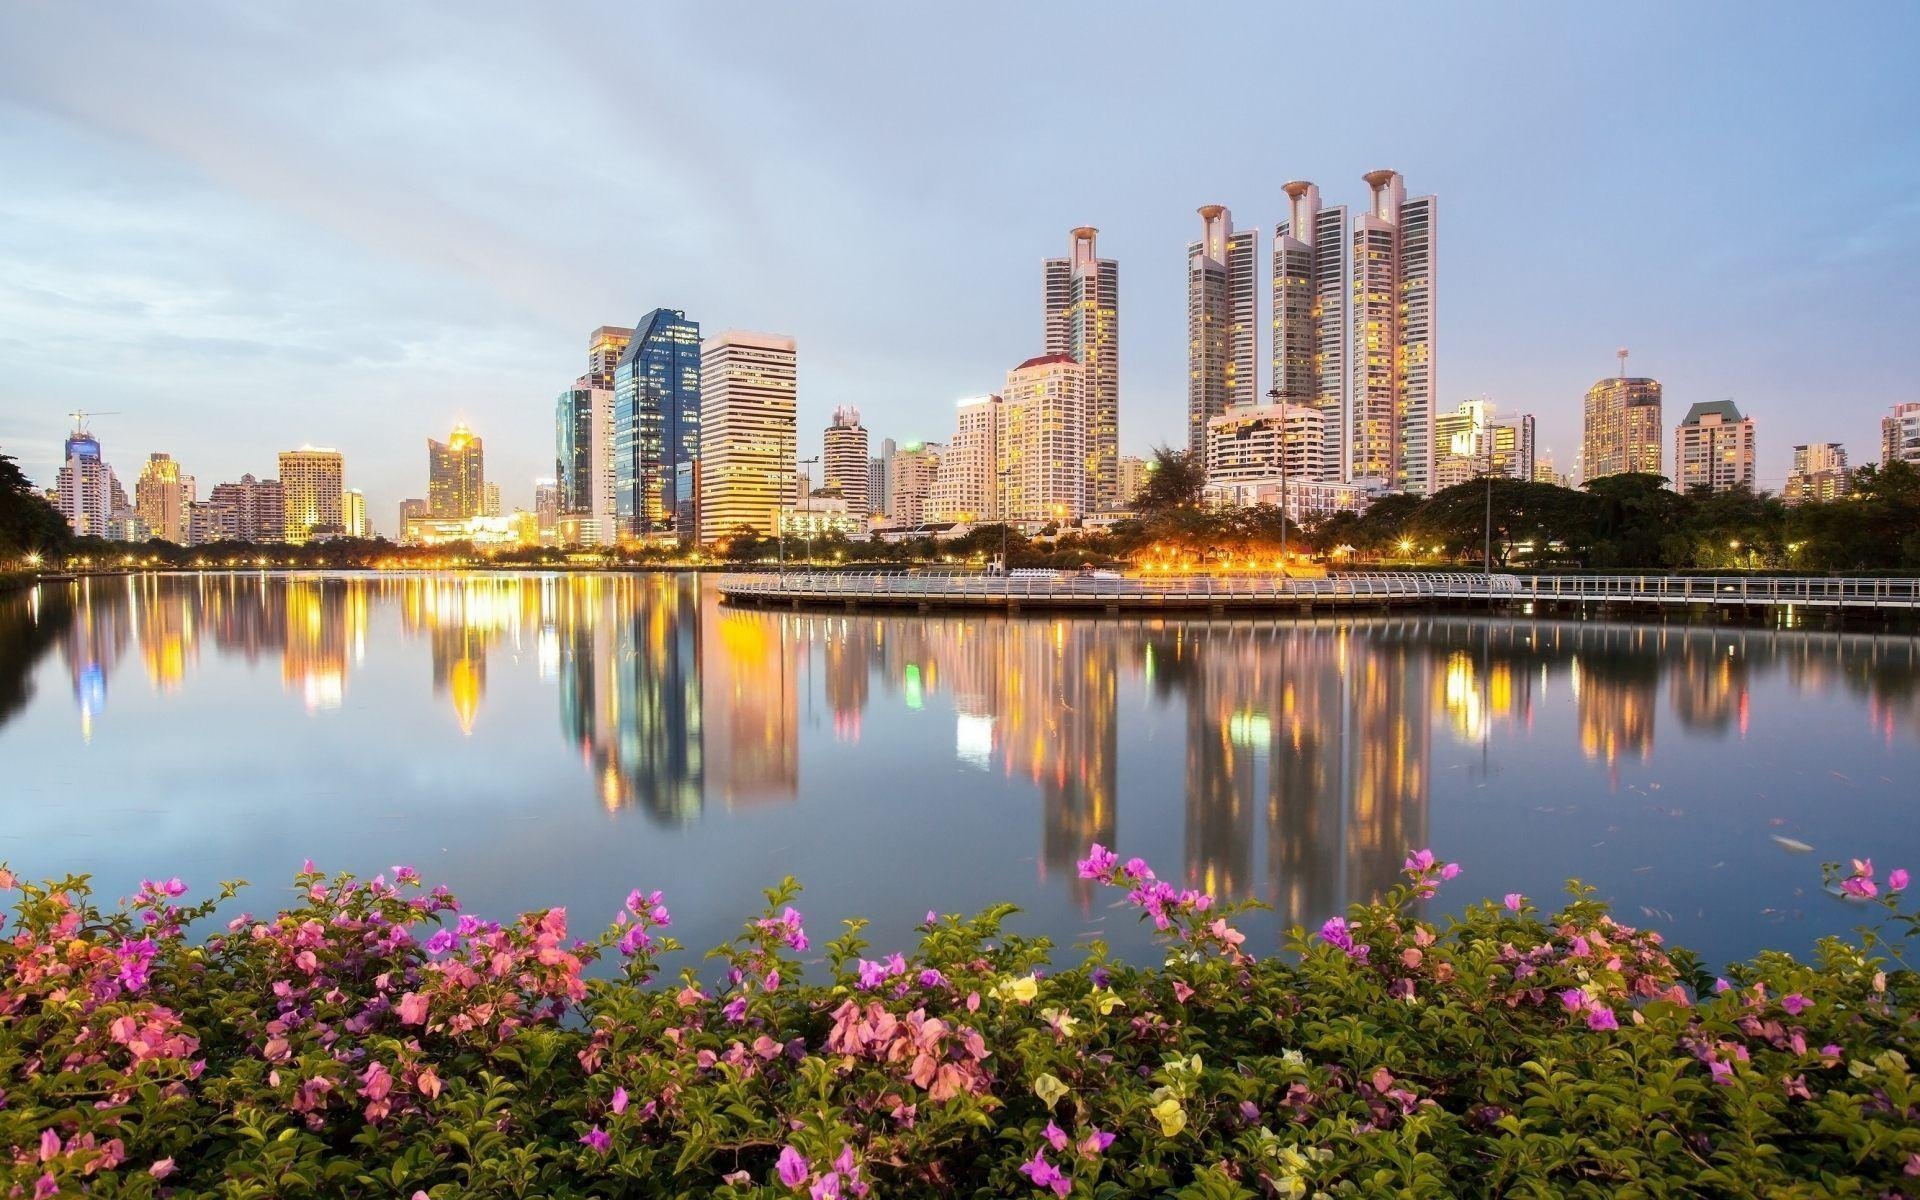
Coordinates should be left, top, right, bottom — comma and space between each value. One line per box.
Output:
718, 570, 1920, 617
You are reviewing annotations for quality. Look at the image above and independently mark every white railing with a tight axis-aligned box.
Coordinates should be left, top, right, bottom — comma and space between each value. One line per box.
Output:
718, 571, 1920, 609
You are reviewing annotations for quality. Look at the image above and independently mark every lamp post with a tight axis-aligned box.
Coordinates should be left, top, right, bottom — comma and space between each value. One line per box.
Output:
997, 464, 1011, 579
1264, 387, 1288, 580
798, 455, 820, 567
1483, 411, 1494, 576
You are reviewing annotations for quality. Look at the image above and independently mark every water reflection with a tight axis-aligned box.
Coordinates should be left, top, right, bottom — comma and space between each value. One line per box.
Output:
3, 572, 1920, 964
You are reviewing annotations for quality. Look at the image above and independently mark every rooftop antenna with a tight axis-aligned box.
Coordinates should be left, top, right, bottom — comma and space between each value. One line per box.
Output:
66, 409, 123, 433
1616, 347, 1629, 379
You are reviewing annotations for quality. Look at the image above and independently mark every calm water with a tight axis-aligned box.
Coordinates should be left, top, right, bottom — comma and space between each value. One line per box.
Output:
4, 571, 1919, 970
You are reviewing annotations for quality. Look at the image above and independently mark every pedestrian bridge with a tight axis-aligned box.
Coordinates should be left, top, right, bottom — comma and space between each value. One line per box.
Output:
717, 570, 1920, 616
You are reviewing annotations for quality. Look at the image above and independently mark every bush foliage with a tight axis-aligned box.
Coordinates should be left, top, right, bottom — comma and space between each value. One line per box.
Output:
5, 850, 1919, 1197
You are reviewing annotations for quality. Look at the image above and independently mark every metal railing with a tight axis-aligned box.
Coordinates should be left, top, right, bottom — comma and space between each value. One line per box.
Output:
718, 571, 1920, 610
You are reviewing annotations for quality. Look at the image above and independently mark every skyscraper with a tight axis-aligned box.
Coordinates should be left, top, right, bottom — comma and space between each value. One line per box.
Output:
555, 378, 616, 545
1432, 399, 1535, 489
614, 308, 702, 537
823, 407, 871, 520
1883, 403, 1920, 468
206, 474, 283, 542
1785, 443, 1850, 504
134, 452, 189, 543
1272, 181, 1348, 481
1349, 170, 1436, 494
926, 396, 1000, 523
698, 330, 797, 543
999, 353, 1085, 526
279, 448, 345, 545
54, 420, 117, 537
1187, 206, 1259, 454
1044, 227, 1120, 511
886, 442, 944, 527
481, 482, 501, 519
869, 438, 895, 521
343, 488, 371, 538
427, 422, 484, 519
587, 325, 631, 391
1672, 400, 1756, 494
1582, 351, 1664, 482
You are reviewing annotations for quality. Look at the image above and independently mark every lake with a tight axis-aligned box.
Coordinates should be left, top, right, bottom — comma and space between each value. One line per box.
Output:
3, 570, 1917, 971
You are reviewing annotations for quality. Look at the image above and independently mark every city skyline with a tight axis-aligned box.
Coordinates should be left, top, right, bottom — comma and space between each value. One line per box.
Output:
1, 5, 1916, 523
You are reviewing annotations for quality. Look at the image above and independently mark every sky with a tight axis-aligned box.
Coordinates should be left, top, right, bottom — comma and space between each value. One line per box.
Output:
1, 2, 1917, 528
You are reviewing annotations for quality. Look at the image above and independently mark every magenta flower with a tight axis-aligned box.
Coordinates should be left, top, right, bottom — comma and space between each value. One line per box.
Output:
396, 991, 429, 1025
611, 1086, 629, 1115
1404, 849, 1436, 873
1503, 893, 1524, 913
579, 1126, 611, 1154
1077, 844, 1119, 880
1043, 1120, 1069, 1151
723, 996, 748, 1023
1018, 1148, 1071, 1196
1586, 1006, 1619, 1031
1441, 862, 1461, 880
1892, 868, 1910, 893
1781, 993, 1810, 1016
424, 929, 455, 955
1559, 988, 1586, 1013
809, 1173, 842, 1200
1078, 1128, 1115, 1155
776, 1146, 810, 1188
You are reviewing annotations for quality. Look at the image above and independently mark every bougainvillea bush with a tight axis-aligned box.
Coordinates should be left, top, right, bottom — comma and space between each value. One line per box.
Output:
5, 850, 1920, 1198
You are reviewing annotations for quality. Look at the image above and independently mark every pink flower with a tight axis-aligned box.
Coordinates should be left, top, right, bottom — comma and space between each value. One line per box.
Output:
579, 1126, 611, 1154
776, 1146, 810, 1188
1018, 1148, 1071, 1197
1781, 993, 1810, 1016
611, 1086, 629, 1115
1078, 1128, 1115, 1155
1441, 862, 1461, 880
1891, 868, 1910, 893
1504, 893, 1523, 913
150, 1159, 176, 1180
1172, 980, 1195, 1003
1559, 988, 1586, 1012
1043, 1120, 1069, 1151
34, 1175, 56, 1200
1404, 849, 1436, 873
809, 1173, 843, 1200
1077, 844, 1119, 879
396, 991, 429, 1025
358, 1061, 393, 1101
1586, 1006, 1619, 1031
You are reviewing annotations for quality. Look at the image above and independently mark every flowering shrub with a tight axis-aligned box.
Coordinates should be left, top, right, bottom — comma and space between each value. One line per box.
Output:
5, 851, 1920, 1197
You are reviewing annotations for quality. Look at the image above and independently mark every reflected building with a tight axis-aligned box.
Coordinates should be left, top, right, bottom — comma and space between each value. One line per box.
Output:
702, 606, 799, 805
1572, 629, 1660, 766
281, 579, 356, 712
60, 578, 131, 741
1670, 631, 1752, 735
133, 575, 197, 692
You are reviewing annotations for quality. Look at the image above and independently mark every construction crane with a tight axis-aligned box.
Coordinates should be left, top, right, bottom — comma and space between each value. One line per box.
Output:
65, 409, 123, 433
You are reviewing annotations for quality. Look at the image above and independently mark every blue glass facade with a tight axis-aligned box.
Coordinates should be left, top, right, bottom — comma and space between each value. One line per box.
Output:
614, 309, 701, 537
554, 384, 596, 515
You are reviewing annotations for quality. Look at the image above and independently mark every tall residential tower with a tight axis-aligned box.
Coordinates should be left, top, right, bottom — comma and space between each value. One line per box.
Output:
1187, 206, 1259, 453
822, 407, 871, 520
1045, 227, 1120, 512
1349, 170, 1436, 494
698, 330, 797, 543
1271, 181, 1348, 481
427, 423, 484, 519
1582, 350, 1664, 482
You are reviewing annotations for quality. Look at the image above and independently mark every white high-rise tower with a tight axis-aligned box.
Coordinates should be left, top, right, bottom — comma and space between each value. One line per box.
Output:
1272, 182, 1349, 482
1187, 205, 1259, 454
1044, 227, 1120, 512
1349, 170, 1437, 495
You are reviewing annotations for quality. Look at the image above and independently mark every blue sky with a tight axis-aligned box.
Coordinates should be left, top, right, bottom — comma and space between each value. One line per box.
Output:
1, 2, 1916, 525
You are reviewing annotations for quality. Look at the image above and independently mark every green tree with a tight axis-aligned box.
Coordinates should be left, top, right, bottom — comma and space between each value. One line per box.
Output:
1132, 445, 1205, 516
0, 450, 70, 560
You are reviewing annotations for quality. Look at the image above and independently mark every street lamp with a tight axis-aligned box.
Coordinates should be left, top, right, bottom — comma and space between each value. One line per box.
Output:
997, 464, 1011, 578
1264, 386, 1288, 580
798, 455, 820, 567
